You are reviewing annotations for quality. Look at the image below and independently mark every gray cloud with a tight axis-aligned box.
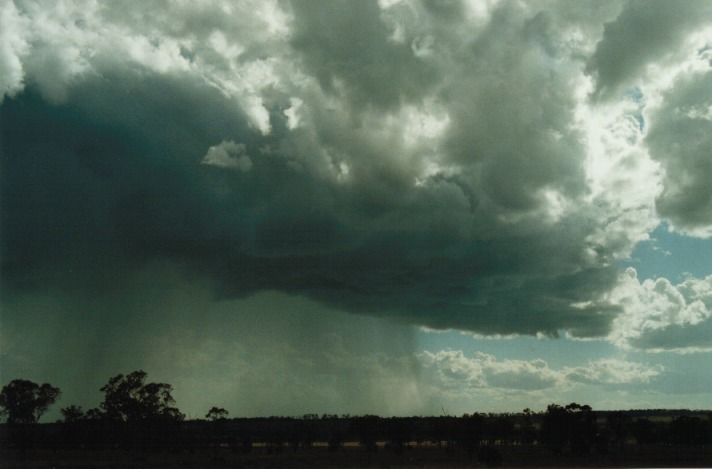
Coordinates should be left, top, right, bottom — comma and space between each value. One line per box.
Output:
646, 69, 712, 236
289, 0, 438, 111
0, 265, 430, 418
587, 0, 712, 100
440, 3, 589, 211
0, 261, 663, 419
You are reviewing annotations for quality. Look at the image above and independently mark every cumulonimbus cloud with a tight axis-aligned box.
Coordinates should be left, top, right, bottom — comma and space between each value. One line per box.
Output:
1, 0, 711, 349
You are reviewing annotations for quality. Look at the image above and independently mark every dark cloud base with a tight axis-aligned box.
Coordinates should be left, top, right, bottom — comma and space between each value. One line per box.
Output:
1, 78, 621, 341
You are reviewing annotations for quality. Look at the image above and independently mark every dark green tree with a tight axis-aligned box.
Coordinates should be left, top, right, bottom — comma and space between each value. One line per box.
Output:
99, 370, 184, 422
0, 379, 61, 424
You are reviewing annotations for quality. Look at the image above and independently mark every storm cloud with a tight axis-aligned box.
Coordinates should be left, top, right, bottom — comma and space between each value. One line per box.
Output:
2, 0, 712, 415
2, 0, 630, 337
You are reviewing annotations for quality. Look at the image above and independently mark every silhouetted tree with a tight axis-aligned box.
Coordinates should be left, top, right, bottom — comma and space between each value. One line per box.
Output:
519, 408, 537, 445
566, 403, 596, 455
99, 370, 184, 422
206, 406, 230, 448
459, 413, 485, 459
84, 407, 104, 420
0, 379, 60, 424
206, 406, 229, 421
60, 405, 85, 423
541, 403, 596, 456
353, 415, 380, 452
297, 414, 318, 449
541, 404, 568, 455
487, 416, 515, 444
384, 418, 412, 454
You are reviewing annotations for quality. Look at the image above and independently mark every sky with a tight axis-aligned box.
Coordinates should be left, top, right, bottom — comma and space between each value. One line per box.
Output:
1, 0, 712, 420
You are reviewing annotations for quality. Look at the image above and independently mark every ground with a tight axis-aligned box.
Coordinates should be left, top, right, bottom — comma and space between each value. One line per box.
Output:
2, 443, 711, 468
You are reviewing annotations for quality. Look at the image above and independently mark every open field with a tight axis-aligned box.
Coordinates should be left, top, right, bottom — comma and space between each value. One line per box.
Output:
2, 443, 711, 468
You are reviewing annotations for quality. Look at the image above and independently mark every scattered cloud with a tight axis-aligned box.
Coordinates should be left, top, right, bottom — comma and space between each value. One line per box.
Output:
564, 358, 663, 384
419, 350, 661, 391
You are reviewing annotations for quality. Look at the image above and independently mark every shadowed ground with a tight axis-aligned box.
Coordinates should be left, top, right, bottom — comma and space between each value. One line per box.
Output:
2, 443, 711, 468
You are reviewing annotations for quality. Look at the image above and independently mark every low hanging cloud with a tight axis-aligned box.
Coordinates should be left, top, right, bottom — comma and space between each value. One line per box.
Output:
202, 140, 253, 172
0, 264, 665, 418
1, 0, 712, 353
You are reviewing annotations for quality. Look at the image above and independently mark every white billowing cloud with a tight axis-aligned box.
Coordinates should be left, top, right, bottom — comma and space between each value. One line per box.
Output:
608, 268, 712, 351
420, 350, 487, 388
583, 0, 712, 237
564, 358, 663, 384
419, 350, 660, 391
3, 0, 286, 125
581, 87, 661, 260
11, 0, 103, 104
0, 0, 30, 100
202, 140, 252, 172
583, 1, 712, 236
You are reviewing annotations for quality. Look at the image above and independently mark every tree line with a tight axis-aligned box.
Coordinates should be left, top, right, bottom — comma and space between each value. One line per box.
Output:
2, 371, 711, 461
1, 371, 183, 425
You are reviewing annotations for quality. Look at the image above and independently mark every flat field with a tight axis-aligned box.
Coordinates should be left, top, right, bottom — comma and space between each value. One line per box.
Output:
2, 443, 711, 468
